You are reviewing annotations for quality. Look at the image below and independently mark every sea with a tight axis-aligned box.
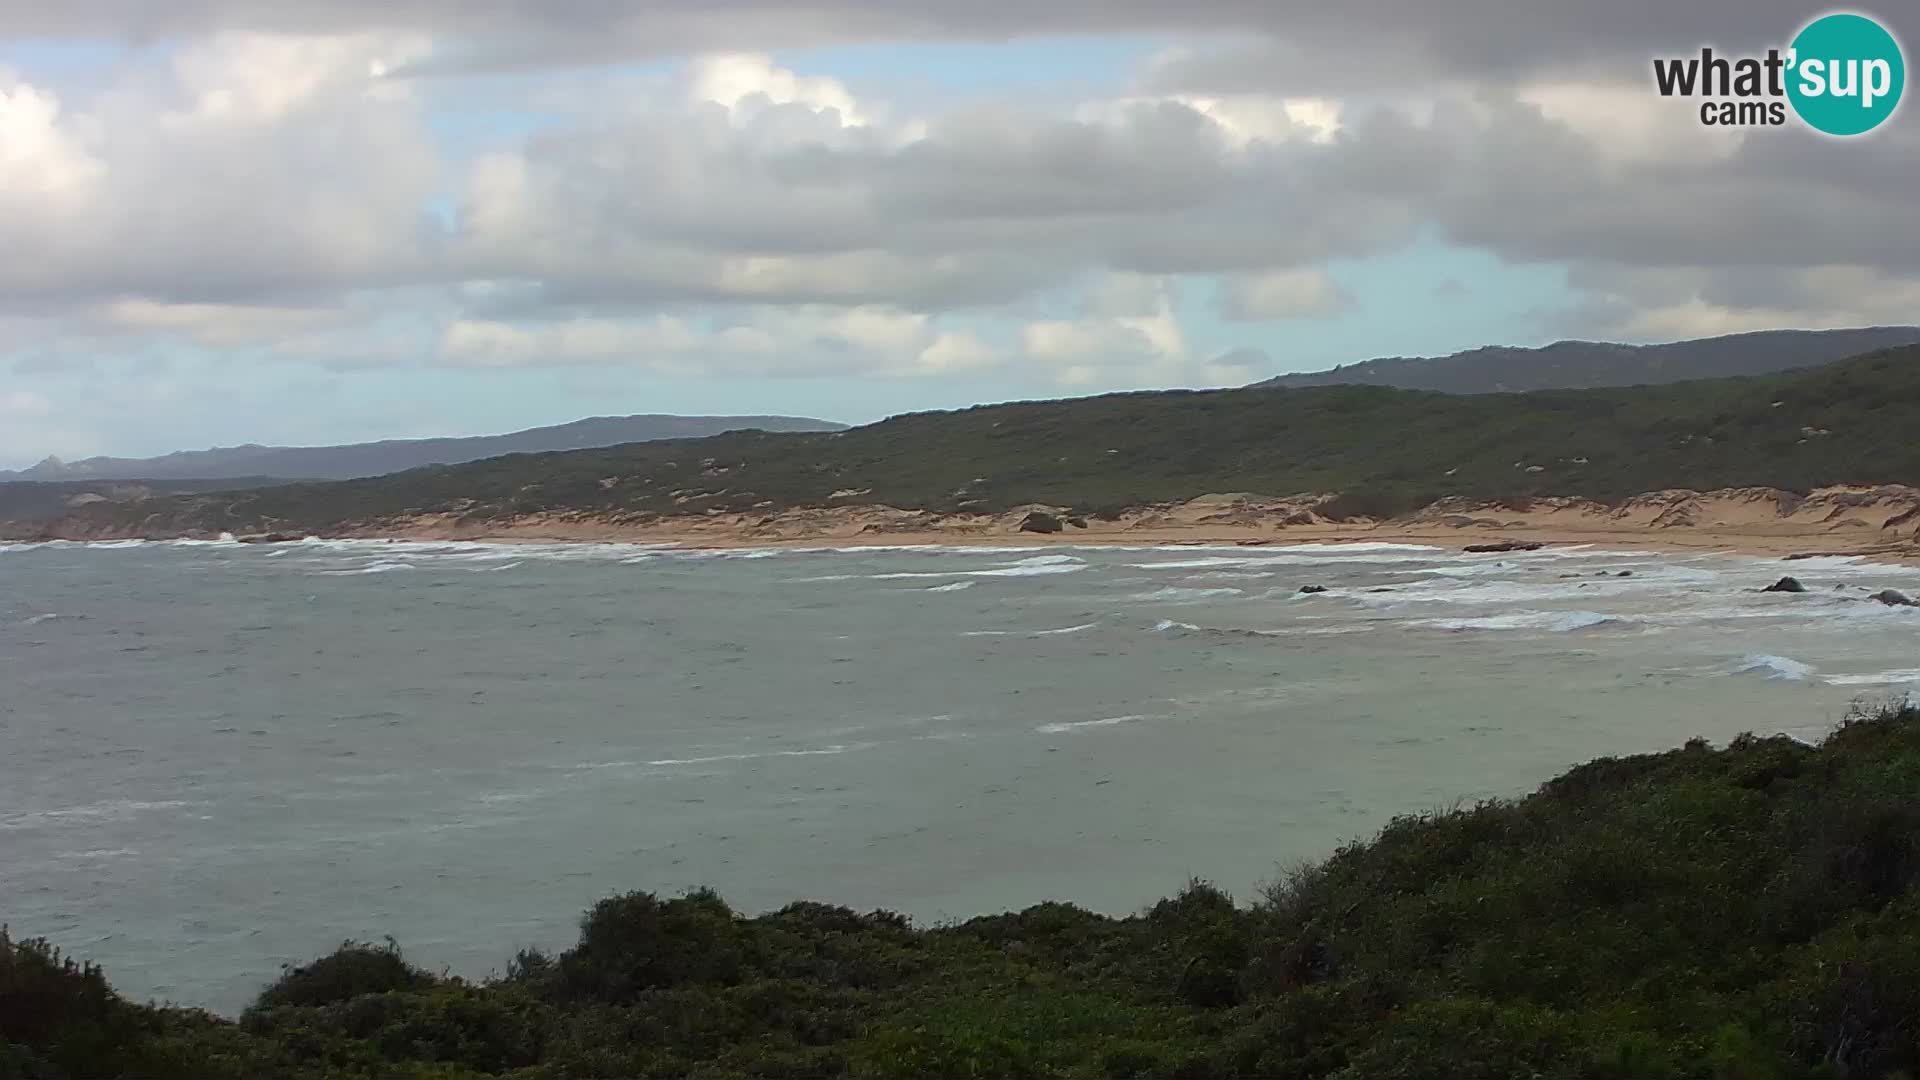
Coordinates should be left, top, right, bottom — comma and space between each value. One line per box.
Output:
3, 536, 1918, 1013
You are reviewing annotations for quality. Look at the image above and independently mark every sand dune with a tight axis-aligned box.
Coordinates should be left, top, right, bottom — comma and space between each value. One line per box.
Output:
342, 484, 1920, 565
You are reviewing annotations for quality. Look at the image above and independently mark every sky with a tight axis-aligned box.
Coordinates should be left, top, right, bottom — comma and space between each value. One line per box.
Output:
0, 2, 1915, 467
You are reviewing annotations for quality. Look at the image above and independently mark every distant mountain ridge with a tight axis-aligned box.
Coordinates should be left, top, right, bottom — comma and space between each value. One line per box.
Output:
4, 414, 848, 483
1258, 326, 1920, 394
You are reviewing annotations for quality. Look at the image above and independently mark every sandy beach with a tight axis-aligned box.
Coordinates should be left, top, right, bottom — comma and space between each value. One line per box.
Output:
319, 483, 1920, 566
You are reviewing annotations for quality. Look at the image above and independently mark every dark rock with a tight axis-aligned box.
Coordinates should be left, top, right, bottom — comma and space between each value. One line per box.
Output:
1297, 585, 1329, 594
1065, 517, 1088, 529
1017, 511, 1063, 534
1761, 576, 1807, 593
1868, 589, 1918, 607
1235, 539, 1272, 546
1280, 511, 1317, 526
1617, 570, 1633, 577
238, 532, 300, 544
1464, 540, 1543, 553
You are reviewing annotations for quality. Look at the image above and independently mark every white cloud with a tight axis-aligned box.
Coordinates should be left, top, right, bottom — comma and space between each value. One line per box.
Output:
0, 389, 54, 417
1, 12, 1916, 398
0, 32, 440, 303
0, 78, 103, 202
100, 299, 343, 347
914, 331, 999, 374
1219, 269, 1351, 320
687, 52, 873, 128
440, 315, 701, 366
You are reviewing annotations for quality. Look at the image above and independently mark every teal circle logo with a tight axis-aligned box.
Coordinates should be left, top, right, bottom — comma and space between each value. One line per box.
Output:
1787, 12, 1905, 135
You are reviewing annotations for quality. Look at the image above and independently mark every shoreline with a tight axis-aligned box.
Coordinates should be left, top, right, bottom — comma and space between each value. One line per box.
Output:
316, 485, 1920, 567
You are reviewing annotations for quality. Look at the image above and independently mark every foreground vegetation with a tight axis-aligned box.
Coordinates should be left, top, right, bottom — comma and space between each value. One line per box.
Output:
10, 703, 1920, 1078
36, 344, 1920, 537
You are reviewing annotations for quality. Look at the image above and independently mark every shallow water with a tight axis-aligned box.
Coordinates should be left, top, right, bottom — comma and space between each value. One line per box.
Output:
3, 536, 1917, 1013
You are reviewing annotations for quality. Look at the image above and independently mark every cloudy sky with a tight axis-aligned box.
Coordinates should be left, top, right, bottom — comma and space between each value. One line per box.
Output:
1, 2, 1914, 466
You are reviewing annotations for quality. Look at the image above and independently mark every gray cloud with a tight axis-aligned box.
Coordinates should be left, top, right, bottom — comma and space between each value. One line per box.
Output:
0, 0, 1850, 79
2, 1, 1915, 361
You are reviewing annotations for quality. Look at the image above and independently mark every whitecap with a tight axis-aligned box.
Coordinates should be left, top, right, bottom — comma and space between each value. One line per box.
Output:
317, 561, 416, 576
868, 562, 1087, 581
1415, 610, 1620, 632
1129, 586, 1245, 602
0, 798, 196, 831
963, 622, 1097, 637
1037, 714, 1153, 734
645, 743, 867, 767
1821, 668, 1920, 687
926, 580, 974, 592
1734, 653, 1814, 681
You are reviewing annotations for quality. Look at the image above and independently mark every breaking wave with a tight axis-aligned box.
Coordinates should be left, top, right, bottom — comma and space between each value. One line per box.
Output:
1415, 610, 1621, 632
1036, 714, 1153, 734
963, 622, 1097, 637
1734, 654, 1815, 681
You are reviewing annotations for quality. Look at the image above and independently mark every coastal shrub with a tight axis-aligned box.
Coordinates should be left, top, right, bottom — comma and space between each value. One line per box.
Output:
1313, 489, 1428, 522
251, 939, 434, 1011
554, 888, 746, 1001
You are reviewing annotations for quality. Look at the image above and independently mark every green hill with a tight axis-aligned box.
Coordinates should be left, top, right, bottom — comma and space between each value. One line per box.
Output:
34, 345, 1920, 538
9, 703, 1920, 1078
1256, 326, 1920, 394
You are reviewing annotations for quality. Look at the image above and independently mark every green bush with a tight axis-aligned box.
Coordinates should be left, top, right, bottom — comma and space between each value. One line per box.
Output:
251, 939, 434, 1011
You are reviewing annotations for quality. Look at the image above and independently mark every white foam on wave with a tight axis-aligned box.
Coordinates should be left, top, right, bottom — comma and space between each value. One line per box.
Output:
21, 613, 64, 626
1821, 668, 1920, 687
963, 622, 1097, 637
166, 534, 240, 547
926, 580, 974, 592
1129, 585, 1245, 602
1128, 551, 1450, 572
1416, 610, 1621, 632
1152, 618, 1201, 633
644, 743, 869, 767
799, 553, 1088, 583
1276, 542, 1444, 554
0, 798, 197, 831
1036, 714, 1153, 734
318, 561, 416, 576
1735, 653, 1814, 681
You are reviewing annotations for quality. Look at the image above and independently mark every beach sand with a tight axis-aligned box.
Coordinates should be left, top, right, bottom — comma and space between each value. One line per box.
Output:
333, 484, 1920, 566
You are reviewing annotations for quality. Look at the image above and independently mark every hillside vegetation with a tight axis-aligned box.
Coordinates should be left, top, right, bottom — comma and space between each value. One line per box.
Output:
39, 345, 1920, 537
9, 704, 1920, 1078
1258, 326, 1920, 394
